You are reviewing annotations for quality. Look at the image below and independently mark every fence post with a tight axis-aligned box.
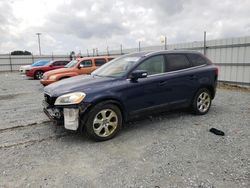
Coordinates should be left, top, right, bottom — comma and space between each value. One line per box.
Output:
164, 36, 167, 50
138, 41, 141, 52
107, 46, 109, 56
204, 31, 207, 56
96, 48, 98, 56
120, 44, 123, 55
9, 53, 13, 72
31, 53, 34, 64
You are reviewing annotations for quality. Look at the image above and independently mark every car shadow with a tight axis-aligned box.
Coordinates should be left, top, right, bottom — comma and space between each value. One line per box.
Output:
50, 108, 194, 144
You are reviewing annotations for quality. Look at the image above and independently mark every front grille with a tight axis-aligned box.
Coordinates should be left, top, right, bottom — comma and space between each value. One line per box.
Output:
44, 94, 57, 106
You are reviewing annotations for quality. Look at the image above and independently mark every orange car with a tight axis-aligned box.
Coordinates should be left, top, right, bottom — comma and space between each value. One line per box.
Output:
40, 56, 114, 86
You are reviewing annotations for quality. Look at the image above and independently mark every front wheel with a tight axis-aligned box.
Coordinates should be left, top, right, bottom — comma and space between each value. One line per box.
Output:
84, 102, 122, 141
35, 71, 44, 80
192, 88, 212, 115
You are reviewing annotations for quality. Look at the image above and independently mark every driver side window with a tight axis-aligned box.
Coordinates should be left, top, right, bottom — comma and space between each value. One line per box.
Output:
136, 55, 165, 75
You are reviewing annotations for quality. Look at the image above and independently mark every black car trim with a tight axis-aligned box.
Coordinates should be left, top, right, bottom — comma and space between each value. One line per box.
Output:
126, 64, 207, 80
129, 99, 187, 116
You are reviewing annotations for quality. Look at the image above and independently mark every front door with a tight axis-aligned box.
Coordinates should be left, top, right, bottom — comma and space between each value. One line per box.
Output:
124, 55, 170, 115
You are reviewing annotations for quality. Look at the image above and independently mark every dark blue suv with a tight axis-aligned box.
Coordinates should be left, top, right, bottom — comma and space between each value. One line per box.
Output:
43, 51, 218, 141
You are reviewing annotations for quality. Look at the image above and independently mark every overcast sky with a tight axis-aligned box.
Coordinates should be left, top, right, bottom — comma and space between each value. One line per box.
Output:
0, 0, 250, 54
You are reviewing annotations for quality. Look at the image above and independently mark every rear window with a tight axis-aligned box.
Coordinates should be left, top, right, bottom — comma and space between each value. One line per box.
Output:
61, 61, 69, 65
165, 54, 190, 72
95, 59, 106, 66
187, 54, 208, 67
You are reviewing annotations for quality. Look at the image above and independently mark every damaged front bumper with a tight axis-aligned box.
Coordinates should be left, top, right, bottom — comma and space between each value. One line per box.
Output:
43, 100, 91, 131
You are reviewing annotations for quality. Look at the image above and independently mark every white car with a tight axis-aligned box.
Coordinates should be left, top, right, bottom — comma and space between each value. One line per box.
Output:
19, 65, 31, 74
19, 60, 50, 74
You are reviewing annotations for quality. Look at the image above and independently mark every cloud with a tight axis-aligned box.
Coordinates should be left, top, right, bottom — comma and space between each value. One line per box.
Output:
0, 0, 250, 54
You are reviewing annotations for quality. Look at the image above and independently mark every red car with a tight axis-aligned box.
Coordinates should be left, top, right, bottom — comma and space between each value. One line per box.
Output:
26, 60, 70, 79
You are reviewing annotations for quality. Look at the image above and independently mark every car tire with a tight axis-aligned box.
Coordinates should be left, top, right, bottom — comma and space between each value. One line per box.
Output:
192, 88, 212, 115
35, 71, 44, 80
84, 102, 122, 141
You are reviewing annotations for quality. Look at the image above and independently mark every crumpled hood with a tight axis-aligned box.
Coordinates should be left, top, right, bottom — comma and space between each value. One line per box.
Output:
44, 74, 116, 97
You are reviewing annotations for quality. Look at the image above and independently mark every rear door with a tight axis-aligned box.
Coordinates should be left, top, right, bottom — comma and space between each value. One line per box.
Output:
94, 58, 107, 68
51, 61, 64, 70
163, 54, 199, 105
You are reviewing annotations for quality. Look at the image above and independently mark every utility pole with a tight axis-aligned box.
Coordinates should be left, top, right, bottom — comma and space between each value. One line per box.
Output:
36, 33, 42, 55
204, 31, 207, 56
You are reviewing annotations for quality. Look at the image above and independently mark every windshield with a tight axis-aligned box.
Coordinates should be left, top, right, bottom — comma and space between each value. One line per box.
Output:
32, 60, 49, 67
64, 60, 78, 68
92, 56, 141, 78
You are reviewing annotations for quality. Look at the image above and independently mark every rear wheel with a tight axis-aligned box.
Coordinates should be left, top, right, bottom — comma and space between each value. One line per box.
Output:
192, 88, 212, 115
35, 71, 44, 80
84, 102, 122, 141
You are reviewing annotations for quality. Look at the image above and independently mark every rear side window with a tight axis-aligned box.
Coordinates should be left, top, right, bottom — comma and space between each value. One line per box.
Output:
53, 61, 61, 66
53, 61, 68, 66
95, 59, 106, 66
187, 54, 207, 67
80, 60, 92, 67
165, 54, 190, 72
136, 55, 165, 75
61, 61, 69, 65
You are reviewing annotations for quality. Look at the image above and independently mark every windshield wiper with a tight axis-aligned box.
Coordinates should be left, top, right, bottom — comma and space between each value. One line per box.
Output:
92, 74, 116, 78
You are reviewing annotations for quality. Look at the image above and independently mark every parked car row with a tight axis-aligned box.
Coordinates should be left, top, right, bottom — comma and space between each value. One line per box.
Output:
42, 50, 218, 141
40, 56, 114, 86
20, 56, 114, 83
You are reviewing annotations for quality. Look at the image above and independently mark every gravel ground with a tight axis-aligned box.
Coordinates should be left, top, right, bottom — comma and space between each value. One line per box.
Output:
0, 72, 249, 188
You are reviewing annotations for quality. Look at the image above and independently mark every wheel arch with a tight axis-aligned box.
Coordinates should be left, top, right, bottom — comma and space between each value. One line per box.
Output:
82, 97, 127, 123
195, 84, 215, 99
34, 70, 44, 79
92, 98, 126, 120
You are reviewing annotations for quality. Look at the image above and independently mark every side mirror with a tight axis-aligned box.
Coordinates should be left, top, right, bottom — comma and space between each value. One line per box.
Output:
130, 70, 148, 81
49, 64, 53, 67
79, 64, 84, 69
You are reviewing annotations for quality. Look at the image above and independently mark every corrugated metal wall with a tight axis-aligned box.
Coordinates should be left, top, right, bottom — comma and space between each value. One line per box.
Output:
0, 36, 250, 85
0, 55, 70, 72
104, 36, 250, 85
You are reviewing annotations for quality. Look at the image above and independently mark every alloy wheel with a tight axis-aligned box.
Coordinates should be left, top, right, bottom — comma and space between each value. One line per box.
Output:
93, 109, 118, 137
197, 92, 211, 113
